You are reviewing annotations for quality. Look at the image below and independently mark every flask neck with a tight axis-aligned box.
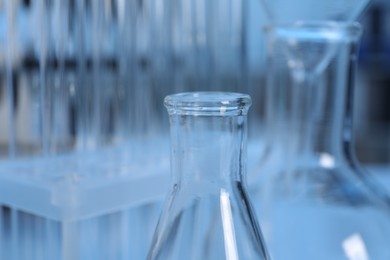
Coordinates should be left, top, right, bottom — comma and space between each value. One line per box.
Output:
169, 114, 247, 187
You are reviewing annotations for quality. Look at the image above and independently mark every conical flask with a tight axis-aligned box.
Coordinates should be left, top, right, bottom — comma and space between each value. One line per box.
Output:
250, 22, 390, 260
148, 92, 270, 260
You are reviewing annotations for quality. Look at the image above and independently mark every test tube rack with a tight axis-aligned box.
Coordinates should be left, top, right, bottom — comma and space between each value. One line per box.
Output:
0, 142, 170, 260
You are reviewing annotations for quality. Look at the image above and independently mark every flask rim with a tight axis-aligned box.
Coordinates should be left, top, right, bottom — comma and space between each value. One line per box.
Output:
164, 91, 252, 116
263, 21, 362, 42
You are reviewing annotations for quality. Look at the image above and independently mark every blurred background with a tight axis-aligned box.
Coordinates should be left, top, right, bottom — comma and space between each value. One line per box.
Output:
0, 0, 388, 259
0, 0, 388, 161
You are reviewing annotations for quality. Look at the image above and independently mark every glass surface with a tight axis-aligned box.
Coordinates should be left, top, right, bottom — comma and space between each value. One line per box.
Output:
250, 22, 390, 260
148, 92, 270, 260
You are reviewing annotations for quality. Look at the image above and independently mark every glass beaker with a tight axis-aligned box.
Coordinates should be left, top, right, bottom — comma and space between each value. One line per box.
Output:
250, 22, 390, 260
148, 92, 270, 260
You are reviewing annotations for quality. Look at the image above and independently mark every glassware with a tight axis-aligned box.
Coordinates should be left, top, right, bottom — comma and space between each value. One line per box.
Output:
170, 0, 247, 92
148, 92, 270, 260
249, 22, 390, 260
259, 0, 370, 23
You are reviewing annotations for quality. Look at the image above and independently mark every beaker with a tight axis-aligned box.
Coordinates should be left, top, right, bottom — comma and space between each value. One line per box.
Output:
250, 22, 390, 260
148, 92, 270, 260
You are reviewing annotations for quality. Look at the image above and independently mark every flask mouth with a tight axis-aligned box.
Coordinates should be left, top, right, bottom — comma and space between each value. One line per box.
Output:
263, 21, 362, 43
164, 91, 252, 116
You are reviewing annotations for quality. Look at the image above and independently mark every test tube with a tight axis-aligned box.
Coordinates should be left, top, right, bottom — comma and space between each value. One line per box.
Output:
91, 0, 103, 147
49, 0, 71, 154
5, 0, 18, 157
0, 206, 3, 259
38, 0, 49, 155
116, 0, 136, 142
74, 0, 88, 150
170, 0, 247, 92
10, 208, 19, 259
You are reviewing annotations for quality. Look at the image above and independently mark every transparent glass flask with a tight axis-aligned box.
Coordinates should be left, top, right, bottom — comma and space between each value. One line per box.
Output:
249, 22, 390, 260
148, 92, 270, 260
